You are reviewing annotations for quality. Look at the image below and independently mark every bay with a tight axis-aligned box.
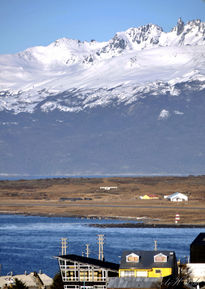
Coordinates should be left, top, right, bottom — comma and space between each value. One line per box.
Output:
0, 214, 204, 278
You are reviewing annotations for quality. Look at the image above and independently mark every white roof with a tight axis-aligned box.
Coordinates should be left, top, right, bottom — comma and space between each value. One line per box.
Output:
38, 273, 53, 286
0, 275, 36, 288
187, 263, 205, 282
126, 253, 139, 258
0, 273, 52, 289
166, 192, 188, 200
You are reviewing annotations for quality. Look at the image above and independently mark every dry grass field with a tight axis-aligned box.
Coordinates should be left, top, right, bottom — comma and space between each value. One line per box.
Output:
0, 176, 205, 224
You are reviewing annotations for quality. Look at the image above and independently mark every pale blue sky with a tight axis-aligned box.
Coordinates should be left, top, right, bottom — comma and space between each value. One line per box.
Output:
0, 0, 205, 54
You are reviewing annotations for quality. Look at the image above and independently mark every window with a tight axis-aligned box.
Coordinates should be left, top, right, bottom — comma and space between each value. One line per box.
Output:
126, 253, 139, 263
120, 270, 135, 277
136, 271, 148, 277
154, 253, 167, 263
64, 286, 79, 289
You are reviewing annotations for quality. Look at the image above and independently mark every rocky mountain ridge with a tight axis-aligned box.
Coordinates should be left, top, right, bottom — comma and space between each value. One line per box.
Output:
0, 18, 205, 114
0, 19, 205, 176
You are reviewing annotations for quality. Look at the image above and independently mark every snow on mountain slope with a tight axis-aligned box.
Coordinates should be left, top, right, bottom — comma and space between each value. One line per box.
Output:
0, 18, 205, 114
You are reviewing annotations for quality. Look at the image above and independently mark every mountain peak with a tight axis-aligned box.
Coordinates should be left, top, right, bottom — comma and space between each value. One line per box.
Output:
0, 18, 205, 112
0, 19, 205, 176
176, 17, 185, 35
51, 37, 81, 48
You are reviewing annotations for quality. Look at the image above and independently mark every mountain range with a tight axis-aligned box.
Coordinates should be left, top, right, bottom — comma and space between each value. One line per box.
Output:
0, 18, 205, 176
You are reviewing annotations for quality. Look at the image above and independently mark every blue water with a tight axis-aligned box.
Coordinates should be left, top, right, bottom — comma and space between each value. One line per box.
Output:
0, 174, 187, 181
0, 175, 135, 181
0, 214, 204, 278
0, 176, 109, 181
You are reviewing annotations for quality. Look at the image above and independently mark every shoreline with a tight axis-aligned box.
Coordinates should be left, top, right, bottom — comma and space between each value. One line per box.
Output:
1, 212, 205, 228
0, 176, 205, 225
89, 222, 205, 228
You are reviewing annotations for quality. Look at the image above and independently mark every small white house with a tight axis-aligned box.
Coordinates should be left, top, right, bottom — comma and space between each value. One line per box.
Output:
100, 186, 118, 190
164, 192, 188, 202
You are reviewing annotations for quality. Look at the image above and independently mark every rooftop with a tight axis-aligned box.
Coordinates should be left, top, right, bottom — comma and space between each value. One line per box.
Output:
191, 233, 205, 246
120, 250, 176, 269
57, 254, 120, 272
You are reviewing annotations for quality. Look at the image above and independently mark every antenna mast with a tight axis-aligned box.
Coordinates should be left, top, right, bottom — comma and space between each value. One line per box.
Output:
61, 238, 68, 255
86, 244, 90, 258
154, 240, 157, 251
98, 234, 104, 261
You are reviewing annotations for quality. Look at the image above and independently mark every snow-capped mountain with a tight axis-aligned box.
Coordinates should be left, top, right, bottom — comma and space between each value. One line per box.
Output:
0, 18, 205, 114
0, 19, 205, 176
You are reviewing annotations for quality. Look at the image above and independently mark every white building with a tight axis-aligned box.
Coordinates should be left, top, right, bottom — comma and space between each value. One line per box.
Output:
100, 186, 118, 190
164, 192, 188, 202
186, 263, 205, 282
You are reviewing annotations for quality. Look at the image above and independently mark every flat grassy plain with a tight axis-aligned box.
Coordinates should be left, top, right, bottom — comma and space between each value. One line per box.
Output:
0, 176, 205, 224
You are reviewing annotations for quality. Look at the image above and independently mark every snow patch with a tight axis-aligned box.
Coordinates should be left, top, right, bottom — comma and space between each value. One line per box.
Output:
0, 19, 204, 114
158, 109, 170, 120
174, 110, 184, 115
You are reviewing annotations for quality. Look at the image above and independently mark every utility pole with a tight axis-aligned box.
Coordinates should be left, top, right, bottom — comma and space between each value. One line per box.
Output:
61, 238, 68, 255
85, 244, 90, 258
98, 234, 104, 261
154, 240, 157, 251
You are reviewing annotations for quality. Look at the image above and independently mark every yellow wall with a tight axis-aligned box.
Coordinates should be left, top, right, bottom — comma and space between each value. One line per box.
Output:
149, 268, 172, 277
141, 195, 150, 199
119, 268, 172, 278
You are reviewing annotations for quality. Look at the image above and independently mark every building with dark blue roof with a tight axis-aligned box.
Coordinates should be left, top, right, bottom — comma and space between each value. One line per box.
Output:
119, 250, 178, 278
190, 233, 205, 263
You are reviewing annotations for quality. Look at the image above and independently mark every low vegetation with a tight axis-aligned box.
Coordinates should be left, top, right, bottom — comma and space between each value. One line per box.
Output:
0, 176, 205, 224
